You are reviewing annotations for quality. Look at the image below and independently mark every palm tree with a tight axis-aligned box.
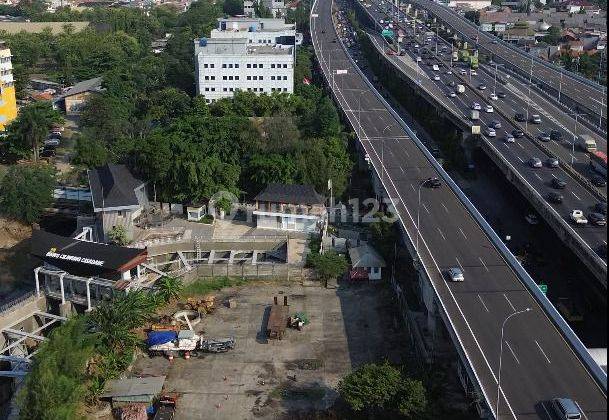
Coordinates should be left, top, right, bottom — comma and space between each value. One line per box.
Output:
6, 102, 62, 161
156, 277, 184, 304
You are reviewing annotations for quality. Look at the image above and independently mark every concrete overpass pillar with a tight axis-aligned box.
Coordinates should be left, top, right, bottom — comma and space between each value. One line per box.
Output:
86, 278, 92, 312
34, 267, 41, 297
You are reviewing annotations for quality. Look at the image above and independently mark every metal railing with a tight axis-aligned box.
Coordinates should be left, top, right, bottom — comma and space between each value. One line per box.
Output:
325, 0, 607, 391
0, 291, 37, 316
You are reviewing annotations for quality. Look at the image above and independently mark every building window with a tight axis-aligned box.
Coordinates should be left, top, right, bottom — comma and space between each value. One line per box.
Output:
247, 63, 251, 68
283, 88, 287, 91
235, 76, 239, 80
229, 75, 233, 80
205, 76, 209, 80
247, 76, 251, 80
259, 64, 264, 68
223, 87, 228, 91
211, 87, 216, 91
229, 63, 233, 68
210, 64, 215, 68
229, 88, 234, 92
247, 88, 252, 91
223, 76, 227, 80
204, 63, 209, 68
283, 76, 287, 80
212, 76, 216, 80
235, 64, 239, 68
271, 64, 275, 68
205, 87, 209, 91
283, 64, 288, 68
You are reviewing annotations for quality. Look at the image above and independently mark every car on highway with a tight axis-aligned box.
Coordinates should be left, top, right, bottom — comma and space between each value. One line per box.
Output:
530, 114, 542, 124
447, 80, 456, 87
514, 113, 526, 122
416, 56, 422, 62
550, 398, 582, 420
446, 70, 452, 75
472, 102, 481, 110
448, 91, 457, 98
433, 75, 440, 81
529, 157, 543, 168
570, 209, 588, 225
550, 130, 562, 141
485, 105, 494, 113
459, 69, 467, 75
484, 127, 496, 137
594, 202, 607, 215
552, 177, 567, 189
588, 212, 607, 226
546, 157, 559, 168
489, 92, 498, 101
512, 129, 525, 138
489, 120, 501, 129
537, 132, 550, 142
446, 267, 464, 282
478, 83, 487, 90
427, 177, 442, 188
525, 214, 539, 225
470, 69, 477, 75
591, 175, 606, 187
547, 192, 564, 204
504, 133, 515, 143
497, 91, 507, 98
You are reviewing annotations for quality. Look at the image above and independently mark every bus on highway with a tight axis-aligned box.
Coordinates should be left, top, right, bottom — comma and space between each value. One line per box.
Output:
590, 150, 607, 176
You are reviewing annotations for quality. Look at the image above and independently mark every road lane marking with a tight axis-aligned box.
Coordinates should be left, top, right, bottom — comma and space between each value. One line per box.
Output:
534, 173, 542, 181
477, 294, 490, 312
458, 227, 467, 239
517, 156, 524, 163
535, 340, 551, 364
505, 340, 520, 364
571, 191, 581, 201
479, 257, 489, 272
399, 165, 405, 173
574, 402, 589, 420
455, 257, 464, 272
503, 294, 516, 312
441, 202, 449, 213
437, 227, 446, 240
540, 402, 553, 420
422, 203, 430, 214
517, 143, 524, 149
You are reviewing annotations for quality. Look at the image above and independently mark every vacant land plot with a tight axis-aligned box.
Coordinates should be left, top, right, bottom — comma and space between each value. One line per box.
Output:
133, 281, 410, 419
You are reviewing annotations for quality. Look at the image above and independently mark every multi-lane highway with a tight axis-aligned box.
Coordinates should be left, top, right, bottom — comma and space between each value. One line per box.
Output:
311, 0, 607, 417
357, 1, 608, 275
401, 0, 608, 122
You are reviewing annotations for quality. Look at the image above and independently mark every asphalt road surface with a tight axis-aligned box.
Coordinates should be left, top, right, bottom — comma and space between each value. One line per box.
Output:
361, 1, 608, 272
311, 0, 608, 418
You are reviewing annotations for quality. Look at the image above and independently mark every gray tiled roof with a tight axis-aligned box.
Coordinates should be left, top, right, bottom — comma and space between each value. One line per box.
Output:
254, 183, 325, 205
88, 164, 144, 210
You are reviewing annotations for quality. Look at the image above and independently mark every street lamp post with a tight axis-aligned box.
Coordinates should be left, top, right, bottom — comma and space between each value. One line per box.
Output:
416, 177, 440, 257
525, 56, 533, 133
381, 125, 392, 189
495, 308, 532, 419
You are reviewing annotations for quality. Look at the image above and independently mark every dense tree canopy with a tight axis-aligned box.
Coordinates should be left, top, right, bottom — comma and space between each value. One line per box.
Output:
0, 163, 56, 223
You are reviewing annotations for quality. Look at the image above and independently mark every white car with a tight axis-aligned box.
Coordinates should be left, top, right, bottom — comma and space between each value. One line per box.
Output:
459, 69, 467, 75
416, 56, 422, 62
446, 70, 452, 75
504, 133, 515, 143
433, 75, 440, 81
470, 69, 478, 75
489, 92, 498, 101
485, 127, 496, 137
485, 105, 494, 113
472, 102, 481, 110
448, 91, 456, 98
447, 267, 464, 282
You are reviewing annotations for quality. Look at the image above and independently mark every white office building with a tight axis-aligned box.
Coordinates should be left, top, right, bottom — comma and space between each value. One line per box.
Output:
194, 17, 297, 103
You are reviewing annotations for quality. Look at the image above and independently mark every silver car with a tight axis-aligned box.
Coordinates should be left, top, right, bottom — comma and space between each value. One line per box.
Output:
529, 157, 543, 168
447, 267, 464, 282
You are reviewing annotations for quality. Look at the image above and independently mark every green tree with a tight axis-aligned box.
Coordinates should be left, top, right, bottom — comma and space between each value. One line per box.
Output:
0, 163, 55, 224
223, 0, 243, 15
393, 377, 427, 417
72, 135, 109, 168
338, 362, 402, 412
156, 276, 183, 303
315, 96, 341, 137
107, 225, 129, 245
307, 251, 348, 281
263, 112, 301, 153
542, 26, 561, 45
5, 101, 63, 161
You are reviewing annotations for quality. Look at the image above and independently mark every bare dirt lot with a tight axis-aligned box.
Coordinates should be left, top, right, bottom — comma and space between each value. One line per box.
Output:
133, 281, 410, 419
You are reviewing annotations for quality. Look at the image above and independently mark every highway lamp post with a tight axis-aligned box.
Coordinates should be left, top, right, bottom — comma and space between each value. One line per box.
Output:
381, 125, 392, 190
357, 90, 367, 138
558, 70, 563, 103
525, 56, 533, 134
495, 308, 532, 419
493, 63, 498, 96
570, 112, 584, 166
415, 177, 440, 258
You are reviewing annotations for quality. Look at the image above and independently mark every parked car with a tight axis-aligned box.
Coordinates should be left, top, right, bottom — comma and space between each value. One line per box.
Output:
537, 132, 550, 142
44, 138, 60, 146
446, 267, 464, 282
529, 157, 542, 168
546, 157, 559, 168
552, 177, 567, 189
588, 212, 607, 226
547, 192, 564, 204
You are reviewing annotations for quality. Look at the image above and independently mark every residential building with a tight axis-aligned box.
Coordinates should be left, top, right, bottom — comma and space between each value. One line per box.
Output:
448, 0, 492, 10
0, 41, 16, 131
243, 0, 287, 17
87, 163, 149, 242
253, 183, 326, 233
348, 244, 386, 281
56, 76, 104, 115
194, 18, 297, 102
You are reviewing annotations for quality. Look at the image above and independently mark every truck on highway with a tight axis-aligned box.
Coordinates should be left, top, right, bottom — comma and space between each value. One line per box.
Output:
456, 84, 465, 94
570, 210, 588, 225
590, 150, 607, 176
471, 110, 479, 120
579, 134, 597, 153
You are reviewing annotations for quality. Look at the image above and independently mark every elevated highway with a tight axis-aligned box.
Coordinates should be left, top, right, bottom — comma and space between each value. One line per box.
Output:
311, 0, 608, 418
356, 0, 607, 289
398, 0, 608, 128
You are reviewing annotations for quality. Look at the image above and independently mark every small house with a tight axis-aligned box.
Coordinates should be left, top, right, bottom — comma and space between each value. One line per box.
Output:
348, 244, 386, 281
87, 164, 149, 242
253, 183, 326, 233
56, 76, 104, 115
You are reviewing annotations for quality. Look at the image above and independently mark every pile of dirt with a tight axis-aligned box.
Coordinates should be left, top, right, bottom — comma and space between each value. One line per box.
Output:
0, 217, 32, 249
